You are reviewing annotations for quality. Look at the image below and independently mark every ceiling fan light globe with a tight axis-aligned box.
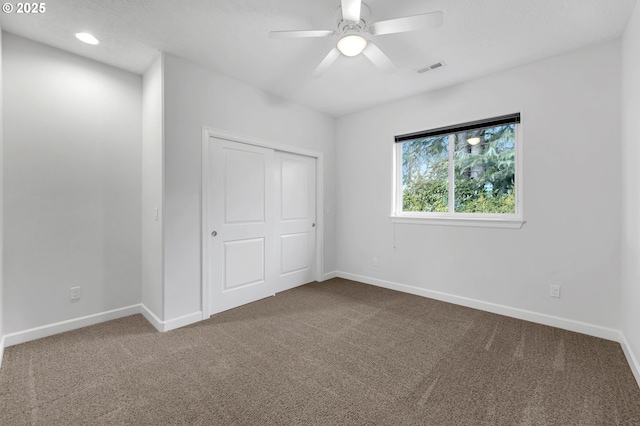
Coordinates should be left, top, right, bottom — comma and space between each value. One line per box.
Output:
337, 35, 367, 57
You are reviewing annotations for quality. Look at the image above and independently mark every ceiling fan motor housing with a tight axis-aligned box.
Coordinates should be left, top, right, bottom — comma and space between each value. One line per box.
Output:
336, 2, 371, 34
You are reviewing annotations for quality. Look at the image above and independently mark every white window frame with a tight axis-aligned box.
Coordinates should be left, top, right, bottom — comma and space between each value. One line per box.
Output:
391, 117, 524, 229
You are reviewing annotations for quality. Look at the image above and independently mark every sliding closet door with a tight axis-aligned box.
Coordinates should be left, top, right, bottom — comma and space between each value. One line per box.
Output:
207, 138, 276, 315
205, 137, 318, 316
274, 151, 317, 292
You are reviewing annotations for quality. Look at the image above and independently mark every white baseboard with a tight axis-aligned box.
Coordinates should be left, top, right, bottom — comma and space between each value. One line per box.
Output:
322, 271, 337, 281
1, 305, 205, 353
1, 274, 635, 388
140, 304, 202, 332
164, 311, 203, 332
0, 335, 5, 369
2, 304, 141, 348
620, 333, 640, 388
140, 304, 164, 332
335, 271, 622, 342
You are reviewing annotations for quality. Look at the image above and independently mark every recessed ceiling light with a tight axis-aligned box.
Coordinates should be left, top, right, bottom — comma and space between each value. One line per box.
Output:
75, 32, 99, 45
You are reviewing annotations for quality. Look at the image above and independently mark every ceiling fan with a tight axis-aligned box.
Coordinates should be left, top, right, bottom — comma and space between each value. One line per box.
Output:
269, 0, 443, 77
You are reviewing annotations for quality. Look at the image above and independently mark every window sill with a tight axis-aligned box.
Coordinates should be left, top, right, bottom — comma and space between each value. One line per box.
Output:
390, 215, 525, 229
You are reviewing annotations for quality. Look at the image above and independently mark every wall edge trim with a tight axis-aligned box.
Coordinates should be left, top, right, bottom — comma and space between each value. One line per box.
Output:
0, 335, 5, 369
2, 304, 142, 347
140, 304, 202, 332
620, 333, 640, 388
335, 271, 622, 342
322, 271, 338, 281
0, 305, 204, 357
140, 303, 164, 332
164, 311, 203, 332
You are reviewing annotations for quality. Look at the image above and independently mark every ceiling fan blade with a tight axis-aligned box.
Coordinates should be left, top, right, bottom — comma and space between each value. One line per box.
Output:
269, 30, 335, 39
362, 43, 398, 74
312, 48, 340, 78
341, 0, 361, 22
372, 11, 443, 35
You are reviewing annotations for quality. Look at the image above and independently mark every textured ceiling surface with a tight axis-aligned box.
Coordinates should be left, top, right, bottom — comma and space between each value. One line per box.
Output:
1, 0, 636, 116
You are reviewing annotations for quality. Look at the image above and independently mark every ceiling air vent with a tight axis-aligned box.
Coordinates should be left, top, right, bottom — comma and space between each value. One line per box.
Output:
416, 61, 446, 74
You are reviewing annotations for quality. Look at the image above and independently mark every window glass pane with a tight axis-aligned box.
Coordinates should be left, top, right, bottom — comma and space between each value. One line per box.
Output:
402, 136, 449, 212
453, 124, 515, 213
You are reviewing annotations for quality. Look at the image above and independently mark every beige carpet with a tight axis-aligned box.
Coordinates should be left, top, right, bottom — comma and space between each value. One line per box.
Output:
1, 278, 639, 425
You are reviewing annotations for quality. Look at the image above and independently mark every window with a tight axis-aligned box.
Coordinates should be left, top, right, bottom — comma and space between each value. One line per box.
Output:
393, 113, 523, 228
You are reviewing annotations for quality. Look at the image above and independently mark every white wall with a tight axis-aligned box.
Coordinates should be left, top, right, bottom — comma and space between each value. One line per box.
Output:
336, 40, 622, 334
142, 55, 164, 320
621, 1, 640, 382
2, 33, 142, 334
162, 53, 336, 321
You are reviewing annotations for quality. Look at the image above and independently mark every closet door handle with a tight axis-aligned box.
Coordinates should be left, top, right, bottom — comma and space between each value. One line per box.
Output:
312, 223, 316, 228
211, 231, 217, 237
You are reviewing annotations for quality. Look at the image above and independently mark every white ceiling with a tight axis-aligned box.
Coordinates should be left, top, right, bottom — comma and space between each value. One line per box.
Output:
1, 0, 636, 117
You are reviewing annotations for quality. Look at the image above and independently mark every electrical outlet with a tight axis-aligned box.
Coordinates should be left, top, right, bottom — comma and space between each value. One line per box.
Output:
549, 285, 561, 298
373, 257, 379, 267
70, 286, 81, 300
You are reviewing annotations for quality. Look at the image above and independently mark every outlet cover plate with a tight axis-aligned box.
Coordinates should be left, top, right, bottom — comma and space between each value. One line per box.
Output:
70, 286, 81, 300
